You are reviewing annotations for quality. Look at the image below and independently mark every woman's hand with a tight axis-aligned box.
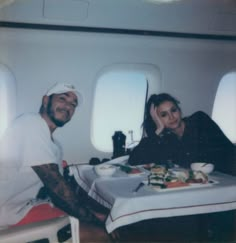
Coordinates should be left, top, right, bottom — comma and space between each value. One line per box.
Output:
150, 104, 164, 135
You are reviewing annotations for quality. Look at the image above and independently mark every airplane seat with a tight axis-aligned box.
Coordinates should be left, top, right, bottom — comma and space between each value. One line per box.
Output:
0, 216, 80, 243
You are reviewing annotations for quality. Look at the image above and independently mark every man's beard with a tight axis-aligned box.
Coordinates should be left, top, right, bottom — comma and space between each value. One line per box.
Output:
47, 98, 70, 127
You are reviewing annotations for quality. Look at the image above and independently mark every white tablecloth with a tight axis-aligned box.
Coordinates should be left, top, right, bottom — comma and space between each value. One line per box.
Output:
70, 156, 236, 233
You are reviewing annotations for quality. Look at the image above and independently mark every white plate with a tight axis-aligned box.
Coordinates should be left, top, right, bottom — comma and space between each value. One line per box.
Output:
145, 179, 218, 192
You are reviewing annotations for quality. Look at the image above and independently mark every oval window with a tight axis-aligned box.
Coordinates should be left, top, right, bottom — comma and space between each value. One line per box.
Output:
91, 70, 148, 152
212, 72, 236, 143
0, 64, 16, 138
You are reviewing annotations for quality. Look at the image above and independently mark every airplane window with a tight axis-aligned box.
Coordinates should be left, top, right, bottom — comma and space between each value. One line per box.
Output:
0, 82, 8, 138
0, 64, 16, 139
92, 71, 148, 152
212, 72, 236, 143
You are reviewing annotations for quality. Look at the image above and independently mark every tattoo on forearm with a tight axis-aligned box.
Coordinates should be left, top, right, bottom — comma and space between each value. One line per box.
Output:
32, 164, 82, 217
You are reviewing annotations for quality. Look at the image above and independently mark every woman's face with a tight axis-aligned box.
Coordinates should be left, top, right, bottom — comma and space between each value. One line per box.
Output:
156, 101, 182, 131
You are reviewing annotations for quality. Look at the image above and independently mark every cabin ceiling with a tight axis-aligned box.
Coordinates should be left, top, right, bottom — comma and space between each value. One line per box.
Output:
0, 0, 236, 36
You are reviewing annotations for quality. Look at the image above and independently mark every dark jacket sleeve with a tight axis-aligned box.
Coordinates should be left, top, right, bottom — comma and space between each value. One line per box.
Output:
128, 137, 154, 165
190, 111, 235, 174
128, 132, 176, 166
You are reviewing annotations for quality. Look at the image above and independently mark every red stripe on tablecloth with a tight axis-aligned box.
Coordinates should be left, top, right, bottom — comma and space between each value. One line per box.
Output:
109, 200, 236, 222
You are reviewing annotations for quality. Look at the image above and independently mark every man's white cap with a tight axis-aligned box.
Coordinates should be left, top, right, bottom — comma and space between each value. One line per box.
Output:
45, 82, 83, 106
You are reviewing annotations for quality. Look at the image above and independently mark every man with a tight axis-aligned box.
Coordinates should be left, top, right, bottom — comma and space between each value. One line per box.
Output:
0, 82, 105, 228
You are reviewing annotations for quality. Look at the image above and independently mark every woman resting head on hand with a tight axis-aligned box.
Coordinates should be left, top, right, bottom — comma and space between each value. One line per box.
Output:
144, 93, 185, 138
129, 93, 235, 175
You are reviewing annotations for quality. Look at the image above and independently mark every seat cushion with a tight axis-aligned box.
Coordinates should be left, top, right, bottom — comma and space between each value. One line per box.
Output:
12, 203, 66, 227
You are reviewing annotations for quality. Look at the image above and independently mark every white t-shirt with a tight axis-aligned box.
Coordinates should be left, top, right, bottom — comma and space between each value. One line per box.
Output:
0, 113, 63, 228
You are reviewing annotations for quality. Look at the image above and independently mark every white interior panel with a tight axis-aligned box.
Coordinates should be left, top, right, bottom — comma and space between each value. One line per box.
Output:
0, 0, 236, 36
0, 27, 236, 163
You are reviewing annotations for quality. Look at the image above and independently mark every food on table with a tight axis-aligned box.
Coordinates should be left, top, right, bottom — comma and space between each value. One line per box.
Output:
119, 164, 142, 174
186, 170, 208, 183
148, 165, 209, 189
149, 174, 167, 188
143, 163, 155, 170
119, 165, 132, 173
129, 168, 142, 174
168, 168, 189, 182
150, 165, 167, 175
165, 181, 190, 188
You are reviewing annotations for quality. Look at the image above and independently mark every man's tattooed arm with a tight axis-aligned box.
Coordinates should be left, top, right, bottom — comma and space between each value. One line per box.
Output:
32, 163, 83, 219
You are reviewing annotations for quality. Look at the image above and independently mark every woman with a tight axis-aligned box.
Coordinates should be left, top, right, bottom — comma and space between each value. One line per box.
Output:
128, 93, 235, 174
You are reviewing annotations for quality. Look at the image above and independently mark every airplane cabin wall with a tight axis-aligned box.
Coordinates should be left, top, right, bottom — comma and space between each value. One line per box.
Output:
0, 28, 236, 163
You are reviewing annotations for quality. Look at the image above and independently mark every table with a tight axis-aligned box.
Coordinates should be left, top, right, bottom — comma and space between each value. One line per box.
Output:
70, 156, 236, 234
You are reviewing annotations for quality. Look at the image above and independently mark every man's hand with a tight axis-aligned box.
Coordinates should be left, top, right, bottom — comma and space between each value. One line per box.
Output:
150, 104, 164, 135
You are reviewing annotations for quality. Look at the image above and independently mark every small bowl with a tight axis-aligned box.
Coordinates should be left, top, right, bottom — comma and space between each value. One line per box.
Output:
190, 162, 214, 174
94, 164, 116, 177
